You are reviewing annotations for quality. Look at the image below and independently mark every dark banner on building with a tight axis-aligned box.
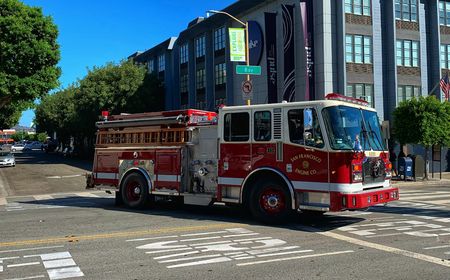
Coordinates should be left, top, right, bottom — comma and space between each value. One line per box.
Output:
301, 0, 315, 100
282, 4, 295, 102
264, 12, 278, 103
249, 21, 264, 66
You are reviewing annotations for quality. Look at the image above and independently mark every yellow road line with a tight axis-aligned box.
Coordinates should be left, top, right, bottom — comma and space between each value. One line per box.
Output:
0, 223, 242, 248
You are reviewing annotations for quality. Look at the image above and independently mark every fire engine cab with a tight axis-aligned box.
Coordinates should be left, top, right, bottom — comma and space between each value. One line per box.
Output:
88, 94, 399, 223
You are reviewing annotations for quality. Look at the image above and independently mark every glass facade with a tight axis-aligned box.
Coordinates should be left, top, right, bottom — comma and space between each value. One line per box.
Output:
196, 69, 205, 89
180, 44, 188, 64
215, 63, 226, 85
395, 0, 418, 22
346, 83, 374, 107
396, 40, 419, 67
439, 1, 450, 26
214, 27, 226, 51
397, 85, 421, 104
346, 34, 372, 63
148, 59, 154, 73
344, 0, 371, 16
158, 55, 165, 72
195, 36, 205, 58
180, 74, 188, 93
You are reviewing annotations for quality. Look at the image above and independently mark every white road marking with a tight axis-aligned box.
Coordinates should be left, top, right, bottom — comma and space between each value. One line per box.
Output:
126, 235, 178, 242
167, 257, 231, 268
0, 197, 6, 206
233, 237, 273, 242
424, 245, 450, 250
159, 254, 222, 263
46, 174, 83, 179
257, 249, 314, 257
7, 262, 40, 268
222, 233, 259, 238
25, 252, 71, 260
43, 258, 76, 269
0, 260, 3, 272
180, 231, 228, 237
422, 199, 450, 205
190, 240, 233, 247
4, 246, 64, 254
33, 195, 53, 201
4, 275, 45, 280
366, 233, 404, 238
74, 192, 99, 198
153, 251, 200, 260
0, 257, 20, 261
247, 246, 300, 255
236, 250, 354, 266
47, 266, 84, 280
234, 256, 255, 260
310, 228, 450, 268
179, 236, 221, 242
145, 248, 192, 254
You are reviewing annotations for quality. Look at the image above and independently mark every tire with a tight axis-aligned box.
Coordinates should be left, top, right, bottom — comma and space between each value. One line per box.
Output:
115, 191, 123, 206
249, 179, 292, 224
120, 173, 152, 209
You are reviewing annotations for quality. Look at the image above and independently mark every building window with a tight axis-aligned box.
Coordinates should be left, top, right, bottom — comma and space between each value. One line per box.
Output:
346, 84, 374, 107
215, 63, 226, 85
345, 34, 372, 63
195, 36, 205, 58
439, 1, 450, 26
441, 45, 450, 69
224, 112, 249, 142
395, 0, 418, 22
180, 74, 188, 93
180, 44, 188, 64
148, 59, 154, 73
158, 55, 165, 72
214, 26, 226, 51
396, 40, 419, 67
344, 0, 371, 16
196, 69, 205, 89
397, 85, 421, 104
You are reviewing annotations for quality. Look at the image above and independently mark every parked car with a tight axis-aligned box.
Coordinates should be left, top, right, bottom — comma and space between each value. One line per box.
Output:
11, 143, 25, 152
23, 141, 43, 151
0, 151, 15, 167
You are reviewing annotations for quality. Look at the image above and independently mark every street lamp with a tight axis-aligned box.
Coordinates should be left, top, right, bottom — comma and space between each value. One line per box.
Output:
208, 10, 251, 105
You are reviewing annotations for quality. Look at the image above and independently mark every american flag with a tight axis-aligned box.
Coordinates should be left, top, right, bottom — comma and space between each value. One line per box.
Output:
440, 73, 450, 101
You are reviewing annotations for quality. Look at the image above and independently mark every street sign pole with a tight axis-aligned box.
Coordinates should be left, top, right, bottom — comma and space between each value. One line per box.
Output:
245, 21, 250, 106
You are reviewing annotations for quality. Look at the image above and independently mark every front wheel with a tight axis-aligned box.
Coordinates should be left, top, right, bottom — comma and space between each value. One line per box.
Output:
249, 179, 292, 224
121, 173, 152, 209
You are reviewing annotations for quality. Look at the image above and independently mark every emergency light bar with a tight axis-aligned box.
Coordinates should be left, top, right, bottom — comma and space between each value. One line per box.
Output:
325, 93, 369, 107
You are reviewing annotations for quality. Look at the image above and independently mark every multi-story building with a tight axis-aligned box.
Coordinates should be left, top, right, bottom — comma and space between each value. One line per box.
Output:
131, 0, 449, 169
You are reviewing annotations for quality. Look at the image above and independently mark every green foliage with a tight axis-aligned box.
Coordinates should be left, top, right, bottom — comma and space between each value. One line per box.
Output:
36, 132, 48, 143
11, 131, 31, 141
34, 60, 165, 155
393, 96, 450, 147
0, 0, 60, 123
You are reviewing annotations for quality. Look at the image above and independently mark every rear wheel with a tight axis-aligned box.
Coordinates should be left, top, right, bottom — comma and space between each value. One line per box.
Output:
121, 173, 152, 209
249, 179, 292, 223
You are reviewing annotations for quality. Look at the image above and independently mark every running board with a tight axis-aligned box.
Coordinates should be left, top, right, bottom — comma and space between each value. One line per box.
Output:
183, 193, 214, 206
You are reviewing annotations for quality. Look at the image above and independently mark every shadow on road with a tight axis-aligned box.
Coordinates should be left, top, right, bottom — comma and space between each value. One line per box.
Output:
12, 150, 92, 171
17, 195, 367, 231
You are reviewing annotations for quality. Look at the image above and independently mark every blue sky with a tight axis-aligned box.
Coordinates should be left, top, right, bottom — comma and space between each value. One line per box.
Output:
19, 0, 236, 127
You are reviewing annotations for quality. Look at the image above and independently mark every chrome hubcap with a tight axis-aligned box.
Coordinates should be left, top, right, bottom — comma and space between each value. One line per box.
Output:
267, 196, 279, 207
133, 186, 141, 195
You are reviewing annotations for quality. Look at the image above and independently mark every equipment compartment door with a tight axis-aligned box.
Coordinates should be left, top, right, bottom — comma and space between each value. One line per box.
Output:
154, 149, 181, 193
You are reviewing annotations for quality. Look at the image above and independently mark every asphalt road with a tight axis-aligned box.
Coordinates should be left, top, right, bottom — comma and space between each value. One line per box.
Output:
0, 151, 449, 280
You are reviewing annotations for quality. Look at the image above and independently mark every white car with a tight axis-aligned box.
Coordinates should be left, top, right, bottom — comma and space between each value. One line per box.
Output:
0, 152, 15, 167
11, 143, 25, 152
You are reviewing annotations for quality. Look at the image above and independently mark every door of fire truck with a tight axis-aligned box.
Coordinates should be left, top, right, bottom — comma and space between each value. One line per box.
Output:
283, 106, 330, 211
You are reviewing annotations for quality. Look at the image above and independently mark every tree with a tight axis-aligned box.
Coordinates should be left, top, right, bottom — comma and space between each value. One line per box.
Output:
393, 96, 450, 177
0, 0, 60, 121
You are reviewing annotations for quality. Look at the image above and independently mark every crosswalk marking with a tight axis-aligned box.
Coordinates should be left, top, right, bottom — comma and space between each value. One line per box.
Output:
33, 195, 53, 201
0, 197, 6, 206
401, 194, 450, 200
74, 192, 100, 198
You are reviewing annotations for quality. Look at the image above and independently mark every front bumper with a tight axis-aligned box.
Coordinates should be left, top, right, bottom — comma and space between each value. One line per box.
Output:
332, 187, 399, 211
0, 161, 14, 167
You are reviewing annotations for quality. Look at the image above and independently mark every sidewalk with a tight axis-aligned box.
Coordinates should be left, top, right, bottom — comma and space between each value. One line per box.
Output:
391, 172, 450, 188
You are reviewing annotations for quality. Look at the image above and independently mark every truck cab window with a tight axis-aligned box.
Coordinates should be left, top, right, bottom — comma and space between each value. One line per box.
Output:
224, 112, 249, 142
288, 108, 324, 148
254, 111, 271, 141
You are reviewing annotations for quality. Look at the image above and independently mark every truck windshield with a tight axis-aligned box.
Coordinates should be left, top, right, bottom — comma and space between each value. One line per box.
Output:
322, 105, 385, 151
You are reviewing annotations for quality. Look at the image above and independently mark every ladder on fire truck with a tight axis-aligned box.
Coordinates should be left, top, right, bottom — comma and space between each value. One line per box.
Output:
95, 109, 216, 147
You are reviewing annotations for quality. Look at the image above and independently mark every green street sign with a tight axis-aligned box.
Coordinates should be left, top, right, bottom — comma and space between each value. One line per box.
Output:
236, 65, 262, 75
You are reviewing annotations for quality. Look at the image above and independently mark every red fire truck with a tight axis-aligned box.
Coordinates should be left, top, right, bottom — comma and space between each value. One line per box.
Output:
88, 94, 399, 222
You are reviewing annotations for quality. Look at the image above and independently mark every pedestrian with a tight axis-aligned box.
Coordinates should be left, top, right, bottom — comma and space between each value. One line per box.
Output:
389, 147, 397, 177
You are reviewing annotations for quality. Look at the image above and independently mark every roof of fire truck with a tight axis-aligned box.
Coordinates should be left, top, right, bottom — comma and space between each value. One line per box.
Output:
220, 93, 375, 112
